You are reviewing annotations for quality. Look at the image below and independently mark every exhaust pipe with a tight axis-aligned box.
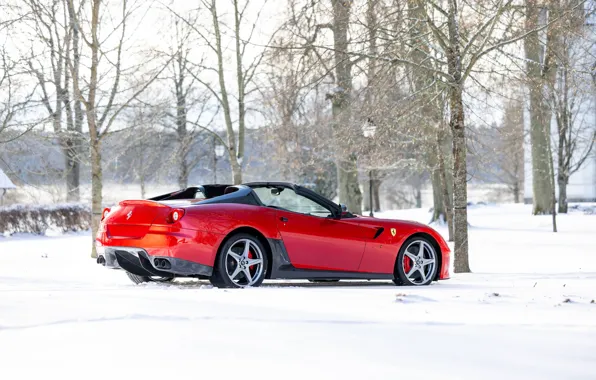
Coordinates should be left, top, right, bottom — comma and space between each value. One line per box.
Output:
154, 258, 171, 270
97, 256, 106, 266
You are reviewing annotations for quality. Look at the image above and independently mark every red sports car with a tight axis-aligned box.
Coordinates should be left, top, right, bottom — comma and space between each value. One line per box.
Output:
96, 182, 451, 287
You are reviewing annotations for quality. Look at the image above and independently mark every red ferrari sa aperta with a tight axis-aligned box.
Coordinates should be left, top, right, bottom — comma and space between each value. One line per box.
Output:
96, 182, 451, 287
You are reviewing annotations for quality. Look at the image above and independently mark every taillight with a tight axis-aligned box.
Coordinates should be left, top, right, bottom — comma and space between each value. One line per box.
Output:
101, 208, 111, 221
166, 208, 185, 223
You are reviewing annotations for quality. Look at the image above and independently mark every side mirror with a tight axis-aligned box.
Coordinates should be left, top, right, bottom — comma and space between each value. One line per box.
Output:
336, 203, 350, 218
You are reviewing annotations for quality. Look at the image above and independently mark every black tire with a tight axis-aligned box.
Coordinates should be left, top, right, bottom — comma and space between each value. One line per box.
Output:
125, 271, 175, 285
393, 236, 439, 286
210, 233, 268, 288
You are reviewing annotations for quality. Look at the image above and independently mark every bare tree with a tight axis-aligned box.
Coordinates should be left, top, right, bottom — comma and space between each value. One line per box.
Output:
547, 4, 595, 213
497, 96, 525, 203
0, 49, 38, 144
170, 0, 270, 185
24, 0, 84, 202
70, 0, 169, 257
158, 16, 215, 188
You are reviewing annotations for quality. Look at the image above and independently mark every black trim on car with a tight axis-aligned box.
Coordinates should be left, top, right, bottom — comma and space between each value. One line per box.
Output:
149, 185, 232, 201
267, 238, 294, 278
274, 269, 393, 280
196, 185, 261, 207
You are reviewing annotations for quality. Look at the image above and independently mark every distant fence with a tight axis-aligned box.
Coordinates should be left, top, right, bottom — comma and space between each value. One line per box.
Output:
0, 203, 91, 235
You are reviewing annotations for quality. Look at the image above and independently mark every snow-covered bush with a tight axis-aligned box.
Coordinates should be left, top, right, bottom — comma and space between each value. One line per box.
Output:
0, 203, 91, 236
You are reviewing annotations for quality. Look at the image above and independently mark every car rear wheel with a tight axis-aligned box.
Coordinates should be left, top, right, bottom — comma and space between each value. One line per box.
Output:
393, 237, 438, 286
210, 233, 268, 288
125, 271, 175, 285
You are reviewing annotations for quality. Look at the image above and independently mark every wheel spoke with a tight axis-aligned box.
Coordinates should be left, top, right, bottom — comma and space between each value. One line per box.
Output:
228, 250, 242, 262
418, 241, 425, 258
243, 268, 253, 284
405, 250, 417, 261
423, 258, 435, 266
229, 266, 242, 281
247, 258, 262, 266
406, 266, 418, 279
242, 240, 251, 258
419, 267, 427, 283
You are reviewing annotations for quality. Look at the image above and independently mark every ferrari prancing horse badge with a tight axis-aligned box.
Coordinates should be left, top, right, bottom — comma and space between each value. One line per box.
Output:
390, 228, 396, 236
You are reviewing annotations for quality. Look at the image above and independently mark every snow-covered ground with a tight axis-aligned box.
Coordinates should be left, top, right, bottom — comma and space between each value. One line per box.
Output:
1, 204, 595, 379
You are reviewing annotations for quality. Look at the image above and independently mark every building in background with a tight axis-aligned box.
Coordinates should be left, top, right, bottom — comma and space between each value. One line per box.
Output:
0, 168, 16, 206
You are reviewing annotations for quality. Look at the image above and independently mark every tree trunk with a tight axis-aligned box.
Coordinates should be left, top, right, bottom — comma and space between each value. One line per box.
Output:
557, 174, 568, 213
88, 0, 101, 259
336, 154, 362, 213
175, 67, 189, 189
177, 156, 188, 189
414, 185, 422, 209
210, 0, 241, 185
450, 89, 470, 273
447, 0, 470, 273
64, 0, 81, 203
140, 176, 146, 199
89, 133, 102, 259
430, 166, 445, 223
529, 89, 555, 214
65, 137, 80, 202
525, 1, 554, 215
233, 0, 246, 165
71, 9, 84, 203
331, 0, 362, 215
63, 62, 80, 202
513, 181, 520, 203
438, 128, 454, 241
363, 178, 371, 211
372, 176, 381, 212
231, 156, 242, 185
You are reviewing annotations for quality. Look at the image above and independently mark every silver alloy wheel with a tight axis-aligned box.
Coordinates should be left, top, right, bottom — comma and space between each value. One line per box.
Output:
224, 238, 265, 287
402, 240, 437, 285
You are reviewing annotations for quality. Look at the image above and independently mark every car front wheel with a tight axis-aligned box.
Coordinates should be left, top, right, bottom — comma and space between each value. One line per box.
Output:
393, 237, 438, 286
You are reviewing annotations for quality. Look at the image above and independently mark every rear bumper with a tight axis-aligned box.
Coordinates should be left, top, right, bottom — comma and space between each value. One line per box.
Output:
97, 245, 213, 278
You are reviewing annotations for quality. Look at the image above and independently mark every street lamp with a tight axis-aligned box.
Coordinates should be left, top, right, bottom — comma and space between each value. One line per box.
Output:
362, 123, 377, 217
214, 143, 225, 184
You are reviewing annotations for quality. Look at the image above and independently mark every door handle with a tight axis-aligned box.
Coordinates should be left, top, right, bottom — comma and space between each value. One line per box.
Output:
280, 216, 288, 222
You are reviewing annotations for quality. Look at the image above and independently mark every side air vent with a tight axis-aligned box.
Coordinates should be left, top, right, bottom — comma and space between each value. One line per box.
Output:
373, 228, 384, 239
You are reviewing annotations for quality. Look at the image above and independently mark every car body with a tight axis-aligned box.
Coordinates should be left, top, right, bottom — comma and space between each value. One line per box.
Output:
96, 182, 451, 287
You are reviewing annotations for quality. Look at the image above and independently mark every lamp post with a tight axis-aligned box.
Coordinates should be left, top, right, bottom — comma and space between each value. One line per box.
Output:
362, 123, 377, 217
214, 142, 225, 184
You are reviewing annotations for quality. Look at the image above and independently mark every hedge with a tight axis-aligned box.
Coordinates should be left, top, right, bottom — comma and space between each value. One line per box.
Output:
0, 203, 91, 235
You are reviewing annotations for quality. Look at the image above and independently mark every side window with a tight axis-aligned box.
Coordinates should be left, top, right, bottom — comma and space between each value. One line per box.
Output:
253, 187, 332, 218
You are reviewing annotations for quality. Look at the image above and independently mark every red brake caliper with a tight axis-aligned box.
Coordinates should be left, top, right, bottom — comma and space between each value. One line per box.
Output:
248, 249, 255, 275
403, 255, 411, 274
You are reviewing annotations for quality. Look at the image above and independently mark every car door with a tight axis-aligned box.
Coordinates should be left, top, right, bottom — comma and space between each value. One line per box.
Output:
253, 186, 367, 272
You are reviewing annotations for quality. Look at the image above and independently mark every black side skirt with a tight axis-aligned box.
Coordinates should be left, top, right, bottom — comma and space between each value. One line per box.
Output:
267, 238, 393, 280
